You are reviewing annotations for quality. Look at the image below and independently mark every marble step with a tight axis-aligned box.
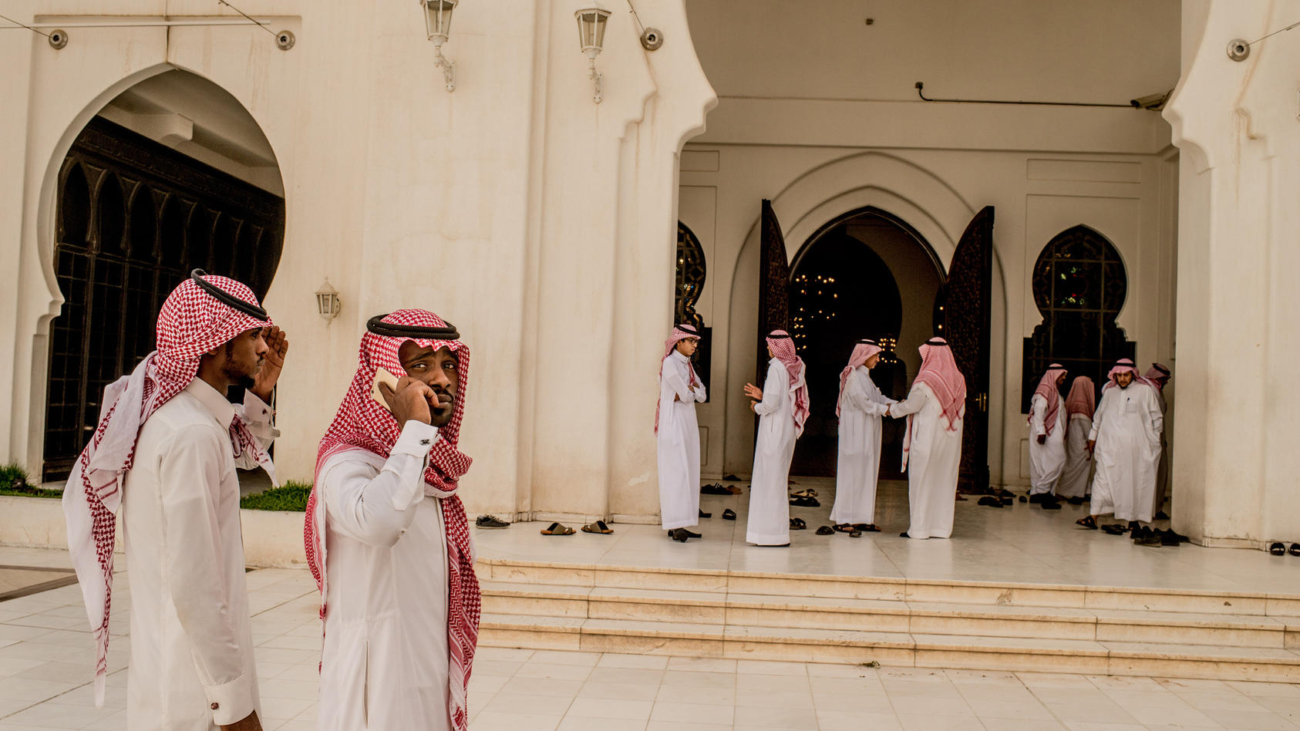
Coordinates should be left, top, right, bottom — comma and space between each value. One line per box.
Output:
478, 612, 1300, 683
480, 581, 1300, 650
477, 557, 1300, 617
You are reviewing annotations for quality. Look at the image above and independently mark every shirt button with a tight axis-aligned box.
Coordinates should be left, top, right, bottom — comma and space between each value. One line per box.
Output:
211, 703, 219, 710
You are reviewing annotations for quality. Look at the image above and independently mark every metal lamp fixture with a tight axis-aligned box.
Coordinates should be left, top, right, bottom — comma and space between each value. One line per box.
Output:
316, 279, 342, 322
575, 5, 611, 103
421, 0, 459, 92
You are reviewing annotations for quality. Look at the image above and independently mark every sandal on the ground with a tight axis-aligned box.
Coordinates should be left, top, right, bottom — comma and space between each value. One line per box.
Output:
1076, 516, 1097, 529
476, 514, 511, 529
1270, 543, 1286, 555
699, 508, 712, 518
722, 508, 737, 521
1291, 543, 1300, 557
854, 523, 880, 532
815, 525, 834, 536
790, 488, 818, 499
832, 524, 856, 534
581, 521, 613, 535
541, 522, 575, 536
1101, 524, 1125, 536
790, 517, 807, 530
850, 528, 862, 538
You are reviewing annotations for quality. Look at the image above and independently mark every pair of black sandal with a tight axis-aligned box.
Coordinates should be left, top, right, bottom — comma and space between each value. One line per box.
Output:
1269, 543, 1300, 556
790, 495, 820, 508
789, 517, 807, 530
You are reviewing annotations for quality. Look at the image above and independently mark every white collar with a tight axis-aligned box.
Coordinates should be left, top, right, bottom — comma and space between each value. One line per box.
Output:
670, 350, 690, 363
184, 379, 236, 429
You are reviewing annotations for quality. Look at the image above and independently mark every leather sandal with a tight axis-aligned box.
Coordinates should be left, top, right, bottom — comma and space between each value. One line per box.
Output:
722, 508, 737, 521
541, 522, 575, 536
581, 521, 613, 534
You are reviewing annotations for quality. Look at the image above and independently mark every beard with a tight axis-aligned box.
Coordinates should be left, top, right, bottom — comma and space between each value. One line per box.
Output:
223, 359, 260, 390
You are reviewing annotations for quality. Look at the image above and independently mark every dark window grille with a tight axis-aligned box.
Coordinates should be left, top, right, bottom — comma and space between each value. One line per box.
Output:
674, 222, 710, 399
43, 117, 284, 482
1021, 225, 1134, 412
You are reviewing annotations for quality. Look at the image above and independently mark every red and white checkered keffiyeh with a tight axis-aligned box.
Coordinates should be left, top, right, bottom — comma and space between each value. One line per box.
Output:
1065, 376, 1096, 421
1028, 363, 1068, 437
1103, 358, 1142, 392
655, 324, 701, 434
836, 340, 881, 418
766, 331, 811, 436
903, 338, 966, 470
61, 274, 273, 707
303, 309, 478, 731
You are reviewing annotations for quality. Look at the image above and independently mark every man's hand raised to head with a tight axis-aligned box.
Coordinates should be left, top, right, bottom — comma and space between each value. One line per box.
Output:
251, 326, 289, 402
221, 711, 263, 731
379, 376, 436, 426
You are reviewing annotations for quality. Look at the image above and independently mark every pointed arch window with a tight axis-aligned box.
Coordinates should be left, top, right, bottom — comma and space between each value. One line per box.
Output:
1021, 225, 1134, 412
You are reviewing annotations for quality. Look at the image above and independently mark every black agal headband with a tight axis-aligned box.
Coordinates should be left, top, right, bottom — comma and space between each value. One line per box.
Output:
768, 332, 792, 340
924, 339, 949, 346
191, 269, 267, 320
366, 315, 460, 340
859, 339, 877, 345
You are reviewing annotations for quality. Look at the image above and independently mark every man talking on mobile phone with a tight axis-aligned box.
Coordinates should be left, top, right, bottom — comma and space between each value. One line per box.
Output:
304, 309, 479, 731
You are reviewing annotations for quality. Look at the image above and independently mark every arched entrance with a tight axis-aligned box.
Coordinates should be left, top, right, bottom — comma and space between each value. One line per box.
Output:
41, 70, 285, 482
787, 209, 945, 478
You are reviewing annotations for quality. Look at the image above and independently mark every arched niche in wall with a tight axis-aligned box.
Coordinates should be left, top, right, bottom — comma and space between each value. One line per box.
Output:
1021, 225, 1135, 412
675, 221, 711, 397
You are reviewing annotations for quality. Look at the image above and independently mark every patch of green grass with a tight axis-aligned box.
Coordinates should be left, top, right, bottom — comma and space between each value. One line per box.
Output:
0, 464, 59, 498
240, 481, 312, 512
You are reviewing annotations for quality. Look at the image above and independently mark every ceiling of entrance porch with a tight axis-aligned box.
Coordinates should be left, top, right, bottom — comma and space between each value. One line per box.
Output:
94, 69, 283, 196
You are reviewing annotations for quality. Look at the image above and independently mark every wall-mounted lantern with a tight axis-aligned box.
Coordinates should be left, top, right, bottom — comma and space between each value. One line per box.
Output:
575, 5, 611, 103
422, 0, 459, 92
316, 279, 342, 322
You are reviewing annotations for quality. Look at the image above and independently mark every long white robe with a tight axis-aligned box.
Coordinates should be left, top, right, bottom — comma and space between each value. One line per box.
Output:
657, 350, 707, 530
1089, 384, 1162, 523
890, 382, 963, 540
121, 381, 275, 731
831, 367, 893, 525
316, 421, 452, 731
1028, 394, 1067, 495
1056, 413, 1093, 499
747, 358, 800, 545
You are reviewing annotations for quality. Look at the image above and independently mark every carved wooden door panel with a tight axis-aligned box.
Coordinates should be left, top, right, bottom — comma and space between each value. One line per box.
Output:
941, 206, 994, 492
757, 199, 791, 378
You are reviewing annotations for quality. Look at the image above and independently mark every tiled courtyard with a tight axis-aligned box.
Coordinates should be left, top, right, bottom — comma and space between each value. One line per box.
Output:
0, 547, 1298, 730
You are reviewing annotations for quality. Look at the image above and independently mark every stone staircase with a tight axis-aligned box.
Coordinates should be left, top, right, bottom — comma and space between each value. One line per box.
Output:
475, 558, 1300, 682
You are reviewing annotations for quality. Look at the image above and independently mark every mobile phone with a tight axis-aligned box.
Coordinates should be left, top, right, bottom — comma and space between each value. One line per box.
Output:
370, 368, 400, 411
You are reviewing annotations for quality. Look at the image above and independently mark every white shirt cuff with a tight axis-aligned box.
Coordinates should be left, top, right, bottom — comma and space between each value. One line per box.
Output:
204, 673, 254, 726
391, 420, 439, 457
385, 421, 438, 510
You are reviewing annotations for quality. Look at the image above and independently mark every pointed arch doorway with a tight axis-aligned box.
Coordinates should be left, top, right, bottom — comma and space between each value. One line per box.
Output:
783, 208, 946, 478
42, 70, 285, 482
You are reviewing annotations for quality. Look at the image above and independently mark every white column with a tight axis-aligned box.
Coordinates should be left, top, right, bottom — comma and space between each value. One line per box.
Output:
1165, 0, 1300, 546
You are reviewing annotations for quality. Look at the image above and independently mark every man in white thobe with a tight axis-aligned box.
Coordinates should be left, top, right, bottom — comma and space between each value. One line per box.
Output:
1057, 376, 1096, 503
889, 338, 965, 540
306, 310, 479, 731
1084, 359, 1163, 534
1027, 364, 1068, 507
63, 272, 287, 731
743, 330, 809, 546
657, 324, 707, 542
831, 339, 893, 532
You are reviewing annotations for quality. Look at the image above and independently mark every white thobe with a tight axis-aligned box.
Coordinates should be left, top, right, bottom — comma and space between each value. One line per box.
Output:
121, 380, 276, 731
657, 351, 707, 530
1089, 384, 1163, 523
831, 367, 893, 525
1028, 394, 1067, 496
316, 421, 452, 731
891, 383, 963, 540
748, 359, 801, 546
1056, 413, 1093, 499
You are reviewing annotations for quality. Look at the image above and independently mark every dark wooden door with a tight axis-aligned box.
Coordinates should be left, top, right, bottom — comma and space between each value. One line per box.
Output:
757, 199, 791, 379
940, 206, 994, 493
